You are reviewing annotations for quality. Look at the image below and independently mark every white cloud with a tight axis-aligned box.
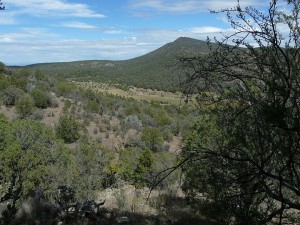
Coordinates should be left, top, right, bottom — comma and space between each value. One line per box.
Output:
6, 0, 105, 18
61, 21, 97, 29
0, 38, 147, 65
0, 28, 56, 41
128, 0, 263, 14
0, 25, 237, 65
190, 26, 226, 34
104, 29, 124, 35
0, 11, 18, 24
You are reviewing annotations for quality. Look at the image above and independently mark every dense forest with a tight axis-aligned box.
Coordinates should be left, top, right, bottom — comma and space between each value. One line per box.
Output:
1, 0, 300, 225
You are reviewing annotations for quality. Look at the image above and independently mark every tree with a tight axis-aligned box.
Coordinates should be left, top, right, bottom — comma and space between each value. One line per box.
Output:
1, 86, 25, 106
31, 87, 49, 108
73, 142, 107, 201
0, 75, 10, 91
141, 127, 164, 151
134, 148, 153, 187
119, 147, 141, 182
180, 0, 300, 224
56, 114, 81, 143
0, 62, 5, 74
0, 119, 70, 209
15, 94, 35, 118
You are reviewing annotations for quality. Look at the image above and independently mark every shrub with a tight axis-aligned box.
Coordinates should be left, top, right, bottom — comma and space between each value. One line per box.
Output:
1, 86, 25, 106
48, 93, 59, 108
0, 61, 5, 74
123, 115, 143, 131
56, 82, 77, 97
15, 94, 35, 118
141, 127, 164, 151
84, 100, 99, 113
31, 87, 49, 108
56, 114, 81, 143
0, 75, 10, 91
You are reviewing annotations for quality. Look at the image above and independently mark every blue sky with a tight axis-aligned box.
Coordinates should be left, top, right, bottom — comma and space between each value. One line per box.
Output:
0, 0, 266, 65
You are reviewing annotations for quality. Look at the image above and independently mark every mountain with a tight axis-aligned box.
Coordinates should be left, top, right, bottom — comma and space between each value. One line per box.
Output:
26, 37, 211, 92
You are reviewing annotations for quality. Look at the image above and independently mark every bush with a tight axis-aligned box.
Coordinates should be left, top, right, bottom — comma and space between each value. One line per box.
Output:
141, 127, 164, 151
0, 75, 10, 91
123, 115, 143, 131
63, 99, 72, 111
1, 86, 25, 106
56, 82, 77, 97
15, 94, 35, 118
0, 61, 5, 74
134, 148, 154, 187
84, 100, 99, 113
56, 114, 81, 143
31, 87, 50, 108
30, 109, 44, 120
48, 93, 59, 108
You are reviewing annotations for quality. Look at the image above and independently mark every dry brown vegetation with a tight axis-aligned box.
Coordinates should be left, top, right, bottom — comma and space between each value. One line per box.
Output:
71, 81, 191, 105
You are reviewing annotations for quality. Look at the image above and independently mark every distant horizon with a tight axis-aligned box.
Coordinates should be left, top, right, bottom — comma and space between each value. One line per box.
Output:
7, 36, 208, 67
5, 36, 194, 67
0, 1, 270, 65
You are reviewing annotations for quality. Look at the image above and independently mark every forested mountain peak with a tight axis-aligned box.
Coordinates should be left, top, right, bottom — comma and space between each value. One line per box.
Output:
25, 37, 210, 92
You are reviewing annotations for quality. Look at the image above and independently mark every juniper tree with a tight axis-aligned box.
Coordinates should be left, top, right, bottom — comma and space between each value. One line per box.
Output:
181, 0, 300, 224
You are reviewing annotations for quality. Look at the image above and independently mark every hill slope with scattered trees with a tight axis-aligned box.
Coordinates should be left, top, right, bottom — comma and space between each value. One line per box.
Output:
25, 37, 211, 92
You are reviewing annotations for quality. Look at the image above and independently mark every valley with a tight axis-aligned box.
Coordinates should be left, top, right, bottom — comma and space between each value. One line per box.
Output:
0, 38, 205, 224
71, 80, 188, 105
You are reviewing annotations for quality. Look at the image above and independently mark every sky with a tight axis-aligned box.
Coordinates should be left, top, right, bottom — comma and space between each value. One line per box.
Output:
0, 0, 270, 65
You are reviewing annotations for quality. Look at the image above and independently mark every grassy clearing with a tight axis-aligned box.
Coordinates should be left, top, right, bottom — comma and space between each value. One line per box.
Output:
71, 81, 193, 105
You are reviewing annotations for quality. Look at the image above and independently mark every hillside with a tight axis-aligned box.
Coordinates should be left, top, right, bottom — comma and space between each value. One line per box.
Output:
26, 37, 211, 92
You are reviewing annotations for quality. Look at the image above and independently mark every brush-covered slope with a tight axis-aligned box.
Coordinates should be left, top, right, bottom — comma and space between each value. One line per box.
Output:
27, 37, 210, 92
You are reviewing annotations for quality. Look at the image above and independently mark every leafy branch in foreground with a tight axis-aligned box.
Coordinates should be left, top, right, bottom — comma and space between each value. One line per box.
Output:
180, 0, 300, 224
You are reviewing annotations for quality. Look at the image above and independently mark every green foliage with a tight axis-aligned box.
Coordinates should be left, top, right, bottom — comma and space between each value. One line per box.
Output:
72, 142, 107, 201
124, 101, 141, 116
119, 147, 141, 182
0, 62, 5, 74
0, 75, 10, 91
56, 81, 77, 97
10, 70, 30, 91
63, 99, 72, 112
84, 100, 99, 113
26, 37, 209, 92
141, 105, 173, 127
84, 88, 98, 101
31, 87, 49, 108
56, 114, 81, 143
122, 115, 143, 131
141, 127, 164, 151
134, 148, 153, 187
151, 151, 179, 189
180, 0, 300, 223
14, 68, 31, 78
182, 114, 232, 222
0, 119, 70, 206
15, 94, 35, 118
34, 69, 45, 80
1, 86, 25, 106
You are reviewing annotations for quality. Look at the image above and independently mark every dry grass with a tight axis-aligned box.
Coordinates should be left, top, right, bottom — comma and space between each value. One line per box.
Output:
0, 105, 18, 119
71, 81, 192, 105
97, 184, 220, 225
